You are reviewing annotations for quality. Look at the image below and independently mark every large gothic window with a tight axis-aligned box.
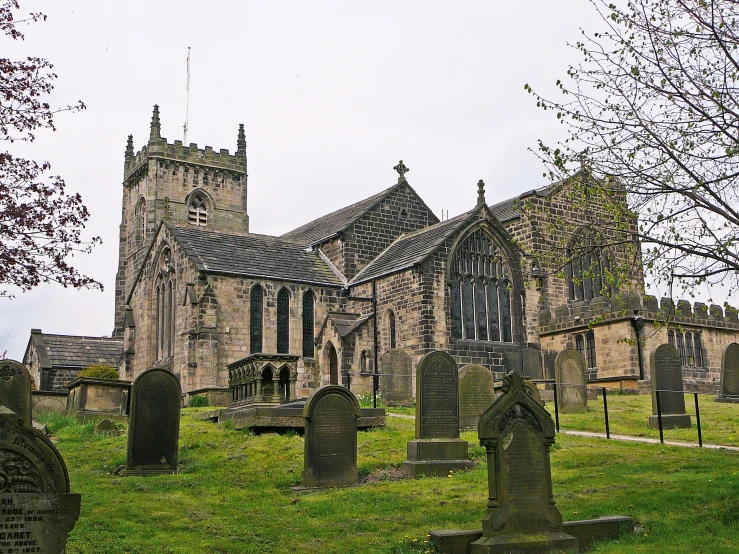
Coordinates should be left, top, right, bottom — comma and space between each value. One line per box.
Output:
565, 230, 612, 301
302, 291, 315, 358
155, 248, 175, 360
277, 288, 290, 354
188, 193, 208, 227
250, 285, 264, 354
449, 228, 513, 342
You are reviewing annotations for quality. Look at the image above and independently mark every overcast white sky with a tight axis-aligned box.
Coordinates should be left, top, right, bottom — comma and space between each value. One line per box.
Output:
2, 0, 662, 359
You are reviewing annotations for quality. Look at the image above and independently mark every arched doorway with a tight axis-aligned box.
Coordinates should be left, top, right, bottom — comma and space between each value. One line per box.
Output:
261, 365, 274, 400
279, 366, 291, 403
326, 343, 339, 385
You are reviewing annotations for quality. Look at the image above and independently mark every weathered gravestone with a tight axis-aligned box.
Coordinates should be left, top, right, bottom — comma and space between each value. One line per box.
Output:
459, 364, 495, 431
123, 367, 181, 476
554, 350, 587, 413
94, 419, 117, 435
469, 372, 578, 553
401, 351, 473, 478
717, 343, 739, 403
649, 344, 691, 429
302, 385, 360, 488
0, 406, 81, 553
379, 349, 413, 406
0, 360, 33, 426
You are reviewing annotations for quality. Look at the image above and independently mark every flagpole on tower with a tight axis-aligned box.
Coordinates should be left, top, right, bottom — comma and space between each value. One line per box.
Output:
183, 47, 191, 144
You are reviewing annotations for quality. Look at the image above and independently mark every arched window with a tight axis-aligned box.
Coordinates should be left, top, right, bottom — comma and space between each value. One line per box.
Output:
693, 333, 703, 368
565, 230, 612, 301
585, 331, 596, 370
188, 193, 208, 226
449, 228, 513, 342
676, 331, 686, 366
250, 285, 264, 354
388, 310, 396, 349
302, 291, 315, 358
575, 334, 585, 359
277, 288, 290, 354
155, 248, 175, 360
668, 330, 675, 348
669, 329, 704, 368
685, 331, 695, 366
138, 198, 147, 241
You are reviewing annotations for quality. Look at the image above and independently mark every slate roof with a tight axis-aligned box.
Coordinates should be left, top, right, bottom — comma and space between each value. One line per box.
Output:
327, 313, 372, 338
280, 185, 397, 245
167, 224, 343, 287
29, 331, 122, 369
350, 209, 478, 285
487, 181, 557, 223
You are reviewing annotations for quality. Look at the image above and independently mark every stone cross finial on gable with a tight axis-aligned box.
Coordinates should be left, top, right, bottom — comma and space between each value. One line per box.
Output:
477, 179, 486, 205
394, 160, 409, 183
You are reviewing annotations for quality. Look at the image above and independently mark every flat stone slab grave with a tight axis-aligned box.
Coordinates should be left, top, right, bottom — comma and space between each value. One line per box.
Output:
458, 364, 495, 431
717, 342, 739, 403
649, 344, 691, 429
301, 386, 360, 488
0, 407, 81, 553
402, 351, 473, 478
122, 367, 181, 476
555, 349, 587, 413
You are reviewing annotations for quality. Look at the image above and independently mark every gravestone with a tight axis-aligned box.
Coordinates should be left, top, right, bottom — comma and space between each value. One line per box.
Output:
554, 350, 587, 413
123, 367, 181, 476
648, 344, 691, 429
0, 406, 81, 553
469, 372, 578, 553
94, 419, 117, 435
0, 360, 33, 426
401, 351, 473, 478
717, 343, 739, 403
458, 364, 495, 430
379, 349, 413, 406
302, 385, 360, 488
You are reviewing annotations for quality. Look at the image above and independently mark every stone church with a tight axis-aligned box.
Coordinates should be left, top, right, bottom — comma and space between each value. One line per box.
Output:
23, 107, 739, 400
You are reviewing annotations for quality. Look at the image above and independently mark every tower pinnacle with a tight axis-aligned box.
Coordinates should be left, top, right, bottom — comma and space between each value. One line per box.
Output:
149, 105, 161, 143
477, 179, 486, 205
237, 123, 246, 155
125, 135, 134, 162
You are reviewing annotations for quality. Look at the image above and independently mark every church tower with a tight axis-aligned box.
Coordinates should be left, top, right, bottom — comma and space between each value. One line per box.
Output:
113, 106, 249, 336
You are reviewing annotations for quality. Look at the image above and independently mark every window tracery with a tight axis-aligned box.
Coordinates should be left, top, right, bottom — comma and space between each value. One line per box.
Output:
155, 247, 175, 360
565, 230, 612, 301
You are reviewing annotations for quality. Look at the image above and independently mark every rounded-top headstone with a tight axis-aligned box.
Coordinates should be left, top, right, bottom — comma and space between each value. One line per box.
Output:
416, 351, 459, 439
0, 360, 33, 426
554, 349, 587, 413
380, 349, 413, 406
650, 344, 686, 415
126, 367, 181, 474
458, 364, 495, 430
302, 385, 360, 488
720, 343, 739, 399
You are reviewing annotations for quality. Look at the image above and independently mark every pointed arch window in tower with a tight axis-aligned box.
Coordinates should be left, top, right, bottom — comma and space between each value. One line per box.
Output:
449, 229, 513, 343
188, 194, 208, 227
277, 288, 290, 354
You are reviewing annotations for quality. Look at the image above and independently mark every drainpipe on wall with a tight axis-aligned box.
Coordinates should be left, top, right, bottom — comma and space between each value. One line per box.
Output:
631, 312, 645, 380
372, 280, 379, 409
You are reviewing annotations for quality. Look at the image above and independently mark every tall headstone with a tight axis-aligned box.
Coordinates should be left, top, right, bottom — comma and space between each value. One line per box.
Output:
458, 364, 495, 430
401, 351, 473, 478
302, 386, 360, 488
380, 349, 413, 406
0, 360, 33, 425
554, 350, 587, 413
470, 372, 578, 553
648, 344, 691, 429
123, 367, 181, 476
0, 407, 81, 552
717, 343, 739, 403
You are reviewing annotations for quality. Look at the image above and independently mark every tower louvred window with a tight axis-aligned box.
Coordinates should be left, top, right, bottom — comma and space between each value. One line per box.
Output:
188, 194, 208, 226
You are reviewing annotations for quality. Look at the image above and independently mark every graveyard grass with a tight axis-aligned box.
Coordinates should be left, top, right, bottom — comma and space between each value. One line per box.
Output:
42, 401, 739, 554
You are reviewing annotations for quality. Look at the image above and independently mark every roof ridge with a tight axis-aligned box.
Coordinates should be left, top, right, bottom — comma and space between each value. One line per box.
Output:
167, 223, 309, 245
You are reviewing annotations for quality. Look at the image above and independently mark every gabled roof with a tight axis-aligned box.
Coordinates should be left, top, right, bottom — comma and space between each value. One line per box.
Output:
487, 180, 558, 223
26, 330, 122, 369
349, 209, 478, 285
327, 312, 372, 338
167, 224, 343, 287
280, 182, 439, 246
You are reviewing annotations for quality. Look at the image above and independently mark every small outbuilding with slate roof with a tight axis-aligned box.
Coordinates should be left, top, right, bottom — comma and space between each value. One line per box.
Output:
23, 329, 122, 391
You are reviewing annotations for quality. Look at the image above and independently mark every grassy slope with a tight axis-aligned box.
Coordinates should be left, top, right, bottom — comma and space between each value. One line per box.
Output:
43, 401, 739, 554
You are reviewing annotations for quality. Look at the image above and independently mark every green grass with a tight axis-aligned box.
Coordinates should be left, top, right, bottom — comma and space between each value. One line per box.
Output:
547, 392, 739, 446
42, 408, 739, 553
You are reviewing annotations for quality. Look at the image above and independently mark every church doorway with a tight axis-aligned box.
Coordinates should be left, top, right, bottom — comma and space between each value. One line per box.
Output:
326, 342, 339, 385
279, 366, 291, 403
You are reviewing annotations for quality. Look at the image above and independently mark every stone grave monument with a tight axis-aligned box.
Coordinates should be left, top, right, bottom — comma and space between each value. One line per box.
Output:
401, 351, 473, 478
0, 406, 81, 553
380, 349, 413, 406
302, 385, 360, 488
554, 350, 587, 413
122, 367, 181, 476
458, 364, 495, 430
470, 371, 578, 553
717, 342, 739, 403
649, 344, 691, 429
0, 360, 33, 426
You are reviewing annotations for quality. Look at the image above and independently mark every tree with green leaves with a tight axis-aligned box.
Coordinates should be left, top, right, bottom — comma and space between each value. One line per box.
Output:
524, 0, 739, 303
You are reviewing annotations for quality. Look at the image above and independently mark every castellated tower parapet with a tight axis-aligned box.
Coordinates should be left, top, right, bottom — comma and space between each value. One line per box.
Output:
113, 105, 249, 337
